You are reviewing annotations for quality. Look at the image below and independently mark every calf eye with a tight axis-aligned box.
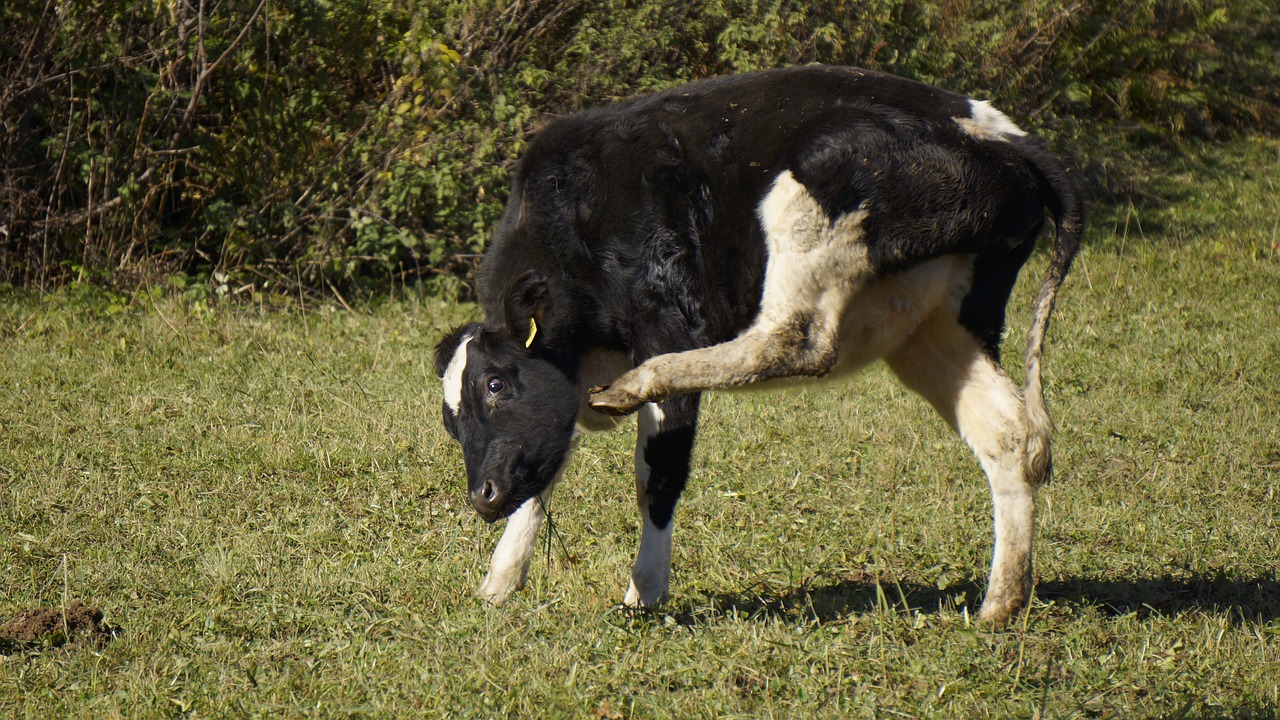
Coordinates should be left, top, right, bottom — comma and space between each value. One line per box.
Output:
486, 377, 506, 394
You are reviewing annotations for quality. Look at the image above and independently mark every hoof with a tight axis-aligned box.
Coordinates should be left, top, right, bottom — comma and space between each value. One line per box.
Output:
588, 385, 644, 416
623, 579, 668, 608
976, 597, 1026, 628
476, 574, 522, 606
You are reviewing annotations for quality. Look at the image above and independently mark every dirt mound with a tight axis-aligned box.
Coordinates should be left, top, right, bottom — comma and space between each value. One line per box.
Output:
0, 600, 118, 652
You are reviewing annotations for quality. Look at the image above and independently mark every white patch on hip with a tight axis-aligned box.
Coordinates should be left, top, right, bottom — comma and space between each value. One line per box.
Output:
954, 99, 1027, 142
589, 171, 876, 409
756, 170, 871, 325
442, 334, 473, 415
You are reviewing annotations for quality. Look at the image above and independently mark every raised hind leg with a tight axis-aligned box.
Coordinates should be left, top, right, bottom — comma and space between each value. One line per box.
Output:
886, 314, 1050, 626
591, 171, 872, 414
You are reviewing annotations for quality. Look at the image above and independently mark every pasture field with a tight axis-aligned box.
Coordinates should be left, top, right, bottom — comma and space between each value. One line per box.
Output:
2, 138, 1278, 718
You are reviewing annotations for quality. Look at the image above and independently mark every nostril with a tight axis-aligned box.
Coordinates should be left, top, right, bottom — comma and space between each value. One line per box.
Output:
472, 481, 504, 514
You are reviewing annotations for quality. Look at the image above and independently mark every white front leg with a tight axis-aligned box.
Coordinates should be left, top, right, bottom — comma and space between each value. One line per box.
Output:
476, 486, 555, 604
624, 513, 673, 606
624, 403, 673, 607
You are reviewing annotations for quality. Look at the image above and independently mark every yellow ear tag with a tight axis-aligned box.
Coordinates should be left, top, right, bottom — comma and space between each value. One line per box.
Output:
524, 318, 538, 348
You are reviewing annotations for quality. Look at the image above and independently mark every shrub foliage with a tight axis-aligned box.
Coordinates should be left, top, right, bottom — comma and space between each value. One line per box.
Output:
1, 0, 1276, 290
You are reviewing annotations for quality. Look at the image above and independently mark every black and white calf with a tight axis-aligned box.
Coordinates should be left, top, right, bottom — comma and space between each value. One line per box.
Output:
434, 66, 1082, 625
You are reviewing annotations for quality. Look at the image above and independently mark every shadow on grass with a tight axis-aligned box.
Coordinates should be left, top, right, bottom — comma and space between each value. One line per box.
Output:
669, 573, 982, 626
1076, 133, 1270, 249
669, 572, 1280, 627
1037, 573, 1280, 624
1158, 706, 1280, 720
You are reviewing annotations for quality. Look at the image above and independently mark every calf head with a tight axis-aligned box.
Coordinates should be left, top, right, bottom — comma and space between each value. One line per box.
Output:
434, 322, 579, 522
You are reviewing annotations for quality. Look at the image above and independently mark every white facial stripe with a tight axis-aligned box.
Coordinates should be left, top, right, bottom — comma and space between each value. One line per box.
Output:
442, 334, 473, 415
954, 99, 1027, 142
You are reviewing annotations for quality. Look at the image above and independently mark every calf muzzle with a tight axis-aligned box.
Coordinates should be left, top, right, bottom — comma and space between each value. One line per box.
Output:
470, 480, 507, 522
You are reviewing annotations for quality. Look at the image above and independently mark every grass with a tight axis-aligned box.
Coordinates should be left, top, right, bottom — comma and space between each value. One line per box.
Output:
1, 136, 1278, 718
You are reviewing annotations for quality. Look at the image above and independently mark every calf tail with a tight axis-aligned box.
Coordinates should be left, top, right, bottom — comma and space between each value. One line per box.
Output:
1021, 147, 1084, 485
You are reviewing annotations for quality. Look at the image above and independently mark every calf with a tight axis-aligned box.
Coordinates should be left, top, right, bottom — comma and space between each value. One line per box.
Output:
434, 66, 1082, 626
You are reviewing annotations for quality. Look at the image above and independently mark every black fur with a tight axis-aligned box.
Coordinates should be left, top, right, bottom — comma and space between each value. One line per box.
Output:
640, 394, 700, 530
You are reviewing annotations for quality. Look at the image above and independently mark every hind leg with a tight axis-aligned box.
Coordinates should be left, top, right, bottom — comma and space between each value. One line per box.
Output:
591, 171, 872, 415
887, 314, 1050, 626
590, 317, 843, 415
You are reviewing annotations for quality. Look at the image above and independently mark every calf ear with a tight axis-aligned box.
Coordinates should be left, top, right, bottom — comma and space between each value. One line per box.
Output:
434, 323, 479, 378
502, 270, 550, 348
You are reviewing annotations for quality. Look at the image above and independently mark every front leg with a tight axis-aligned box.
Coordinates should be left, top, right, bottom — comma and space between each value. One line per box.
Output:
476, 485, 556, 604
624, 395, 699, 607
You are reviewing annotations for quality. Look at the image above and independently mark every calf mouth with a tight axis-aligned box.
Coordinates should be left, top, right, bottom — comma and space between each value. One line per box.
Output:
474, 490, 530, 523
471, 459, 534, 523
475, 502, 511, 524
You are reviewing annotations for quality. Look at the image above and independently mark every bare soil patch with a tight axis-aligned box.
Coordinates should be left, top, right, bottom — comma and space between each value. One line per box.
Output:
0, 600, 117, 652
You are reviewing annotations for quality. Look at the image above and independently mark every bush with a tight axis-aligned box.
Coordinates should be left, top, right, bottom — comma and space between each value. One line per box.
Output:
1, 0, 1275, 292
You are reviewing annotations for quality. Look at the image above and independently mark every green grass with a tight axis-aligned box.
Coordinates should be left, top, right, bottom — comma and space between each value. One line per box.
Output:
2, 137, 1278, 718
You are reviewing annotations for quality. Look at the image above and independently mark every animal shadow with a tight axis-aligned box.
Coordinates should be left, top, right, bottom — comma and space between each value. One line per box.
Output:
671, 571, 1280, 627
673, 572, 983, 626
1037, 573, 1280, 624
